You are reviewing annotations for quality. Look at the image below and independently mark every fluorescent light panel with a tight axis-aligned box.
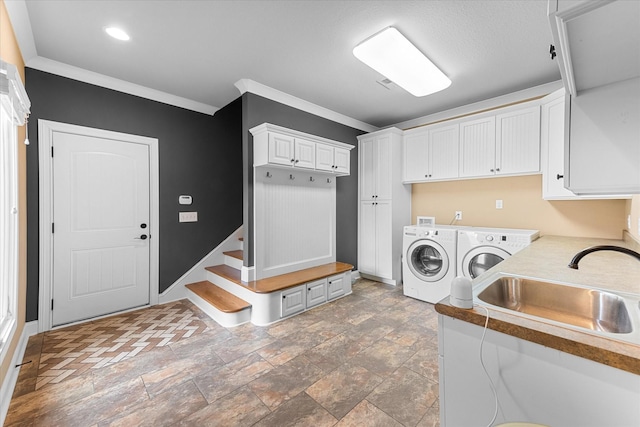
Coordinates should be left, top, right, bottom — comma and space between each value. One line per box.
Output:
353, 27, 450, 97
105, 27, 130, 41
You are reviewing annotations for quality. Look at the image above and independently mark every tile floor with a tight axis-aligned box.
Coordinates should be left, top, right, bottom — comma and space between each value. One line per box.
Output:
6, 278, 441, 427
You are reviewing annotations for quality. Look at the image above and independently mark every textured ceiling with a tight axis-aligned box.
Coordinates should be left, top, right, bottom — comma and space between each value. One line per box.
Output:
14, 0, 560, 128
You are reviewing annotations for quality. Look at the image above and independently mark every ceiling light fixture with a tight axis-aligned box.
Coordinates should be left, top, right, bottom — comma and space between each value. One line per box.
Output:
353, 27, 451, 97
105, 27, 130, 41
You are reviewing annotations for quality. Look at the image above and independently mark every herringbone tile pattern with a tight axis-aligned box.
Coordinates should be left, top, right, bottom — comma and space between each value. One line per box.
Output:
35, 301, 207, 389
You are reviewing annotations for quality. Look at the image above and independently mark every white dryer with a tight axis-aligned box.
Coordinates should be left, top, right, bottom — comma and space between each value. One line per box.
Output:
402, 225, 458, 303
457, 227, 539, 280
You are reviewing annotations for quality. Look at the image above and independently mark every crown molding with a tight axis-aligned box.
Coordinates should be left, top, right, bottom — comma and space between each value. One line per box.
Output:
393, 80, 564, 130
235, 79, 378, 133
27, 57, 219, 115
3, 0, 38, 62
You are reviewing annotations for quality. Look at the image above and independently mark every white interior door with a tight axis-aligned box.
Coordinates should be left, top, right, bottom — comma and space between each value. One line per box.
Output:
52, 131, 150, 326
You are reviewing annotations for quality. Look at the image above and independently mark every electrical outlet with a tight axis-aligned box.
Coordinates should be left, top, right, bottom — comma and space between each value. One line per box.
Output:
496, 199, 503, 209
455, 211, 462, 221
179, 211, 198, 222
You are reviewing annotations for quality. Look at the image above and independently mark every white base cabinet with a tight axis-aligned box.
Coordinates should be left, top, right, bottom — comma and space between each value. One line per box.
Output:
280, 271, 352, 319
438, 315, 640, 427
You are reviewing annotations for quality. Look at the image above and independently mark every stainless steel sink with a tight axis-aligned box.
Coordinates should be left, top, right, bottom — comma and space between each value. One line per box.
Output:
474, 274, 640, 343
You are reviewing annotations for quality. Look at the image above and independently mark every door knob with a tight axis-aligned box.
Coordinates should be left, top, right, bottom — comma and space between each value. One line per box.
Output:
135, 235, 148, 240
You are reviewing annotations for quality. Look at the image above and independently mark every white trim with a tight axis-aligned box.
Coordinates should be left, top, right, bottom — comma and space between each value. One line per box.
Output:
2, 0, 38, 63
393, 80, 564, 130
159, 225, 244, 304
0, 321, 37, 427
27, 57, 218, 116
37, 120, 160, 332
235, 79, 378, 133
241, 266, 256, 283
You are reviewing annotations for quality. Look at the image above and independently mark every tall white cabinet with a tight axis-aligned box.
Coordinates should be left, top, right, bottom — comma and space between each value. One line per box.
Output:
358, 128, 410, 286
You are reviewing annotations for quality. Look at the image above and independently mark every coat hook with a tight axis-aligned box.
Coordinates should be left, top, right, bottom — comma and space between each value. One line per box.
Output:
309, 176, 315, 182
290, 174, 295, 180
266, 171, 272, 178
327, 178, 332, 183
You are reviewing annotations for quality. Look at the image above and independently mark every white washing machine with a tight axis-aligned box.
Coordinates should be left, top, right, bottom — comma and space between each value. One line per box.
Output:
457, 227, 539, 280
402, 225, 458, 303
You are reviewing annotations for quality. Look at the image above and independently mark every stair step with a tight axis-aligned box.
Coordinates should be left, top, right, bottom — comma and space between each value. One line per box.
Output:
206, 262, 353, 294
185, 280, 250, 313
206, 264, 242, 285
223, 250, 243, 260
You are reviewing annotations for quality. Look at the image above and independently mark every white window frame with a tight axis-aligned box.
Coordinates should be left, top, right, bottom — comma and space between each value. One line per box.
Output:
0, 59, 30, 363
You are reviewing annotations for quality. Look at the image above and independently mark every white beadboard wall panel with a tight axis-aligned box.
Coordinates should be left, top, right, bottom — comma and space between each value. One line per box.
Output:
255, 168, 335, 279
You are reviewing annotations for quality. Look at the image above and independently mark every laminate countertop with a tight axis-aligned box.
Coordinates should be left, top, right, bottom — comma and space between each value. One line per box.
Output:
435, 233, 640, 375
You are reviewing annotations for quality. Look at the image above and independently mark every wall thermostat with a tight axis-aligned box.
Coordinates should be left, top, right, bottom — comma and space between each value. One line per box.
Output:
179, 195, 192, 205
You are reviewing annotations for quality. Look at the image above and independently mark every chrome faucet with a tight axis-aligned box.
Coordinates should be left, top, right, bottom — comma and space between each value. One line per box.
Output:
568, 245, 640, 269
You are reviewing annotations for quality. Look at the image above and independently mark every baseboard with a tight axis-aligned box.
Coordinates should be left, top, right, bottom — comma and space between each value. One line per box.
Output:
159, 226, 243, 304
1, 321, 38, 426
241, 266, 256, 283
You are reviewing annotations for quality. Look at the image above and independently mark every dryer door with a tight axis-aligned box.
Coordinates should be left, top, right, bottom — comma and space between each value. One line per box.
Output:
406, 239, 450, 282
461, 246, 511, 279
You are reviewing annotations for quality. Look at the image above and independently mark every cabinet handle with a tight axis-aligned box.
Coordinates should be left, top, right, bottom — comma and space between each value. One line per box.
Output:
294, 159, 299, 164
290, 158, 295, 163
556, 174, 564, 180
496, 168, 500, 172
490, 169, 494, 172
425, 174, 428, 178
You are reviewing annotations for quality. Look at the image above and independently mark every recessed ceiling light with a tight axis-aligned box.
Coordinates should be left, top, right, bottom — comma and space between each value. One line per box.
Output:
353, 27, 451, 97
105, 27, 130, 41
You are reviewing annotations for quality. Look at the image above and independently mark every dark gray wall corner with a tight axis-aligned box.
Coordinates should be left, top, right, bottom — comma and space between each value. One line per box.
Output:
25, 69, 243, 321
242, 93, 363, 270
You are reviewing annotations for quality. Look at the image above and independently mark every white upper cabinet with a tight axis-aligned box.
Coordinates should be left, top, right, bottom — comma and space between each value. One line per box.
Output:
459, 105, 540, 179
548, 0, 640, 195
495, 105, 541, 175
316, 143, 350, 175
360, 133, 393, 200
459, 116, 496, 178
251, 123, 353, 176
404, 123, 458, 182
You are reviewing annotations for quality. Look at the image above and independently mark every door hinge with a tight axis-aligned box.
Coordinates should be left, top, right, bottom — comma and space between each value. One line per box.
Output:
51, 299, 54, 310
52, 223, 54, 233
51, 146, 54, 157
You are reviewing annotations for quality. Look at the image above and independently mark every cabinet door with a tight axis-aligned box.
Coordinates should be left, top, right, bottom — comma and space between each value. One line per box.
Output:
269, 133, 295, 166
333, 147, 350, 175
429, 123, 459, 180
404, 131, 429, 182
542, 93, 577, 199
315, 143, 334, 172
306, 279, 327, 308
496, 106, 541, 175
374, 200, 393, 279
459, 116, 496, 178
360, 137, 376, 200
358, 201, 377, 274
327, 274, 345, 300
375, 134, 393, 199
281, 285, 306, 317
294, 138, 315, 169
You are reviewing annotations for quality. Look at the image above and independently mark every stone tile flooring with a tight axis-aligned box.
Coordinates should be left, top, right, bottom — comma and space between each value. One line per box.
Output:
6, 279, 440, 426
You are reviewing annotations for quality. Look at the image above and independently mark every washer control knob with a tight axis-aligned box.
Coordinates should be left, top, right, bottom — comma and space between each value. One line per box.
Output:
486, 235, 494, 242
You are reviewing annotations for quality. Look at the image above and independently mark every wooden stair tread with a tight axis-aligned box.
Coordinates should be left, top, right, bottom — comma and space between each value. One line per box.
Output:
206, 264, 242, 284
223, 250, 243, 260
206, 262, 353, 294
186, 281, 250, 313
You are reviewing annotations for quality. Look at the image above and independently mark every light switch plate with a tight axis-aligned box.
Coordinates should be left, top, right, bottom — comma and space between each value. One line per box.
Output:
179, 211, 198, 222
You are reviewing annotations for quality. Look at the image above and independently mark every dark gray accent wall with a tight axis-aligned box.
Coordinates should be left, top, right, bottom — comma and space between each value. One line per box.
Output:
242, 93, 363, 269
25, 69, 243, 321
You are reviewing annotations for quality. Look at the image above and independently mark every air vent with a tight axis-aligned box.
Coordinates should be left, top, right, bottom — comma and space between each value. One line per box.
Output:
377, 78, 397, 90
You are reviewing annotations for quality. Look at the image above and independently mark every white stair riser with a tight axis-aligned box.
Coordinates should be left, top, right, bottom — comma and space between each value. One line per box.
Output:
186, 289, 251, 328
224, 255, 243, 270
